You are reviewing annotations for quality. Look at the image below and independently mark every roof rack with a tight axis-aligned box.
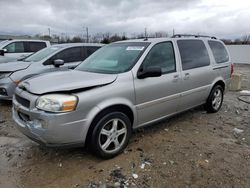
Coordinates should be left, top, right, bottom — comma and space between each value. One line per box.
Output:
172, 34, 217, 39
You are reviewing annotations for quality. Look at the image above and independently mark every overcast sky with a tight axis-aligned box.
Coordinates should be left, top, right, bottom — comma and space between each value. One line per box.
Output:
0, 0, 250, 39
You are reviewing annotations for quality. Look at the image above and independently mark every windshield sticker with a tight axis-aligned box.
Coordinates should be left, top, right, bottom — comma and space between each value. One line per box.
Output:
51, 47, 60, 50
126, 46, 144, 51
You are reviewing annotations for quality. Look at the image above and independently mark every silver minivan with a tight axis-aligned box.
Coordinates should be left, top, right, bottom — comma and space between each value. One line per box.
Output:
13, 35, 232, 158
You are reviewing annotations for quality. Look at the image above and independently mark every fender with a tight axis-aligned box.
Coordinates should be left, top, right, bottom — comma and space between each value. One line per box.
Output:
210, 76, 226, 91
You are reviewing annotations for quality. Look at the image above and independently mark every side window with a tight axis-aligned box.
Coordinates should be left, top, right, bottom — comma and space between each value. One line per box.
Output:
177, 40, 210, 70
208, 41, 229, 64
142, 42, 176, 74
53, 47, 82, 63
4, 42, 25, 53
86, 46, 100, 56
26, 42, 46, 52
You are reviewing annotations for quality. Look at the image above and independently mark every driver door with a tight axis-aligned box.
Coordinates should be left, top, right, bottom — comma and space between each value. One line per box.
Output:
44, 47, 84, 70
134, 42, 182, 126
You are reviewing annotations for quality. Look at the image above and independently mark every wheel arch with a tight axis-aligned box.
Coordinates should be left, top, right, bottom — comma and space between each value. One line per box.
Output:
211, 78, 226, 91
85, 99, 136, 145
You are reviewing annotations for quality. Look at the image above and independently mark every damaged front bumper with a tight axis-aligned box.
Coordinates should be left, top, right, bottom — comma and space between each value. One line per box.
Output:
12, 89, 89, 147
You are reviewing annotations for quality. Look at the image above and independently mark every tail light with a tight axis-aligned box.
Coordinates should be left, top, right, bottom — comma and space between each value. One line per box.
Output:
230, 63, 234, 77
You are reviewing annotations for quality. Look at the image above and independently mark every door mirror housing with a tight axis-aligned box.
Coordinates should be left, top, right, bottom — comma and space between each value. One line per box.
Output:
137, 66, 162, 79
53, 59, 64, 68
0, 49, 7, 56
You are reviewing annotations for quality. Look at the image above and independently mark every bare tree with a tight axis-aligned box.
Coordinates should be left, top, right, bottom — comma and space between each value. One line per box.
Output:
241, 35, 250, 44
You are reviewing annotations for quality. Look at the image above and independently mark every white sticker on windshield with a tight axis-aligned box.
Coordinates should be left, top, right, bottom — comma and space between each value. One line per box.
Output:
126, 46, 144, 51
51, 47, 60, 50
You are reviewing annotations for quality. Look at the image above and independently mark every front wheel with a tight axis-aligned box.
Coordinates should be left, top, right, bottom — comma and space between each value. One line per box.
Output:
90, 112, 131, 159
205, 85, 224, 113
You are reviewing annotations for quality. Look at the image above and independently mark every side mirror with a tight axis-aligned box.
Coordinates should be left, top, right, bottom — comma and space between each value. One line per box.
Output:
53, 59, 64, 68
0, 49, 5, 56
137, 66, 162, 79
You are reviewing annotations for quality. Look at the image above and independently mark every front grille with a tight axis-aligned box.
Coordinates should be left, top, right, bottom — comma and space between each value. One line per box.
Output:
15, 94, 30, 108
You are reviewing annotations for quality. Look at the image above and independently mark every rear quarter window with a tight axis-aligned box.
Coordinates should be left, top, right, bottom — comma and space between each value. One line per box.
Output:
177, 40, 210, 70
208, 41, 229, 64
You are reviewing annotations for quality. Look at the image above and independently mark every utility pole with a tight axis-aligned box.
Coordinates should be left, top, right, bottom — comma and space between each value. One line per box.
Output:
144, 27, 147, 39
172, 28, 175, 36
86, 27, 89, 43
84, 27, 89, 43
48, 28, 51, 37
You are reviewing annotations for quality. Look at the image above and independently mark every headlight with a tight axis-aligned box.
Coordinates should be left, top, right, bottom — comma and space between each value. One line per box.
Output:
0, 73, 11, 79
36, 94, 78, 113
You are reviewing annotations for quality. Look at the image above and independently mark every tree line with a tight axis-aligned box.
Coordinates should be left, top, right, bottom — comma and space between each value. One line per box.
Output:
33, 31, 169, 44
33, 33, 250, 45
222, 35, 250, 45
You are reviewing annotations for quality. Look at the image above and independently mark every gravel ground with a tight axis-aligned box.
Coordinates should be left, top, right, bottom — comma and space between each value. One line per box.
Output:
0, 64, 249, 188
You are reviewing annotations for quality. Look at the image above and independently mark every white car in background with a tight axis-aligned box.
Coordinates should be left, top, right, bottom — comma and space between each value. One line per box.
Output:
0, 39, 50, 63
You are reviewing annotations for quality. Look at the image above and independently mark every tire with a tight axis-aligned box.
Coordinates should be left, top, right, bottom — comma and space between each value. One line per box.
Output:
90, 112, 132, 159
205, 85, 224, 113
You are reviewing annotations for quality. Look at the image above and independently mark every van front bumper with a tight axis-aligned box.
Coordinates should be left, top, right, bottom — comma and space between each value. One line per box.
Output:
12, 94, 89, 147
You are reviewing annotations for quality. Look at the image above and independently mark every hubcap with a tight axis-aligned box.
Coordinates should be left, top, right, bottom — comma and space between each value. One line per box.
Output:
99, 118, 127, 153
212, 89, 222, 110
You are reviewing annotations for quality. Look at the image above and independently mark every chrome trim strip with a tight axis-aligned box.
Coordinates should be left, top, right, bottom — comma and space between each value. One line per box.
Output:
136, 93, 180, 110
181, 85, 210, 97
136, 84, 210, 110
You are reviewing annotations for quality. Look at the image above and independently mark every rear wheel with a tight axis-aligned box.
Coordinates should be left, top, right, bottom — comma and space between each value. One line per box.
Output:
205, 85, 224, 113
90, 112, 131, 159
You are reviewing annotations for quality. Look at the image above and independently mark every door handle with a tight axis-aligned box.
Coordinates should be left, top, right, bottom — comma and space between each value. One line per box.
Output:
184, 73, 190, 80
173, 75, 179, 82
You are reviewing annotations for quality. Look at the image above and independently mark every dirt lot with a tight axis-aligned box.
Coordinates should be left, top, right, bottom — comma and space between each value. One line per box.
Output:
0, 64, 250, 188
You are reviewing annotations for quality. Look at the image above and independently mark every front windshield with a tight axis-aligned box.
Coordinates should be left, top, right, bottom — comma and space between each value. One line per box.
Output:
23, 46, 62, 62
0, 40, 8, 47
76, 42, 150, 74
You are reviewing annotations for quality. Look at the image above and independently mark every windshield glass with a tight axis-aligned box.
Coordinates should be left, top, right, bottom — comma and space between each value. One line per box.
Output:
23, 46, 62, 62
0, 40, 8, 47
76, 42, 150, 74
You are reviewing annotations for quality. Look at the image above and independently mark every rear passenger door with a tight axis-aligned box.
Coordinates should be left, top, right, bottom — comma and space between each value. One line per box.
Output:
134, 42, 182, 126
177, 39, 214, 111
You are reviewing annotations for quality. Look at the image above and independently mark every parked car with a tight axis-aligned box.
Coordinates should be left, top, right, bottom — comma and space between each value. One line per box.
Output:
0, 39, 50, 63
0, 43, 103, 100
13, 35, 232, 158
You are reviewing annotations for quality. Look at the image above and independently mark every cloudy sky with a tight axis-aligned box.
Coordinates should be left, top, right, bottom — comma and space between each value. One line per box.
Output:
0, 0, 250, 39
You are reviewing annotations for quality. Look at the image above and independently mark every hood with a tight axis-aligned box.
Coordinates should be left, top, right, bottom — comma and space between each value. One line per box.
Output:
0, 61, 31, 72
19, 70, 117, 94
0, 56, 20, 64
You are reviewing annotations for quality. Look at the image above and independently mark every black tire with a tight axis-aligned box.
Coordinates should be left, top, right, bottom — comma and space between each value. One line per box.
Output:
205, 85, 224, 113
90, 112, 131, 159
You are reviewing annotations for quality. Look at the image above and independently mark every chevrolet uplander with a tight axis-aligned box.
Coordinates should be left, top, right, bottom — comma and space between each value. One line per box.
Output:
13, 35, 232, 158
